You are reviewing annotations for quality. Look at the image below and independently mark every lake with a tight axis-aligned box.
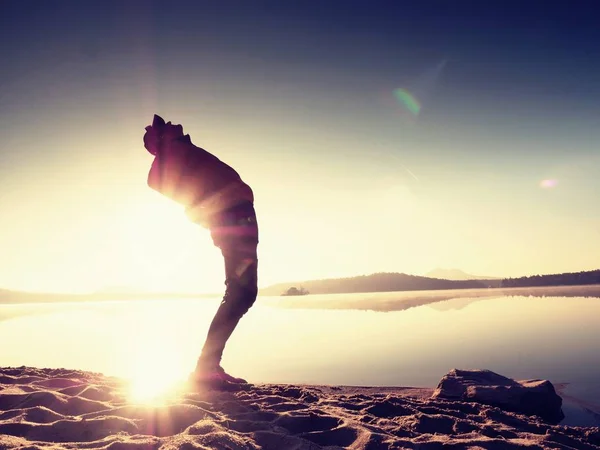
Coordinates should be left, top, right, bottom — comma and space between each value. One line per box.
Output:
2, 286, 600, 426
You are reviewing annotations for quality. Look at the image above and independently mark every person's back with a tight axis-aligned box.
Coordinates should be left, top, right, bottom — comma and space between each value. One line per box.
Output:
144, 115, 254, 228
143, 115, 259, 385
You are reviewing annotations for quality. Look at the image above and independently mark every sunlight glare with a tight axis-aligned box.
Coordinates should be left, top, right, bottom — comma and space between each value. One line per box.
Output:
540, 179, 558, 189
125, 335, 191, 405
127, 364, 187, 405
114, 195, 222, 294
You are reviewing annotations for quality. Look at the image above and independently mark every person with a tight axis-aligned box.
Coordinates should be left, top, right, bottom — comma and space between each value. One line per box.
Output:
143, 114, 259, 385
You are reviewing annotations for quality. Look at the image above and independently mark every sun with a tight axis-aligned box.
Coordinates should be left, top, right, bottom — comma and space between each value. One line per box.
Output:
127, 362, 188, 405
128, 374, 184, 405
124, 335, 191, 405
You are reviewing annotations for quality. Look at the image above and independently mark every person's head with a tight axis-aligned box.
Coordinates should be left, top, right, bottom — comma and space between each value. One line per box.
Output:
143, 114, 185, 155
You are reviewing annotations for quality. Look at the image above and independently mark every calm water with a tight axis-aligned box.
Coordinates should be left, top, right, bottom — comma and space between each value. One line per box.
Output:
2, 289, 599, 425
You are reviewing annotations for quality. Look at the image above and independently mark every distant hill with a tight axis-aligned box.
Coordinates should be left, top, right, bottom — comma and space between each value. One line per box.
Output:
260, 269, 600, 296
425, 268, 500, 281
259, 272, 498, 296
0, 290, 87, 304
501, 269, 600, 287
0, 289, 214, 305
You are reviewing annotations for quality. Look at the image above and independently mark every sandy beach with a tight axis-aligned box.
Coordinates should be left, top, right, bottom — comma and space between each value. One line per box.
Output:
1, 367, 599, 449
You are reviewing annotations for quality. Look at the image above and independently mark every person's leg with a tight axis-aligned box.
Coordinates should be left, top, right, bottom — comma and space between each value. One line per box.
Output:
194, 202, 258, 381
196, 251, 258, 368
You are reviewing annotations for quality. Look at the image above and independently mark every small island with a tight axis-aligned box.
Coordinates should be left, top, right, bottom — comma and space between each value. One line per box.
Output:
281, 286, 310, 296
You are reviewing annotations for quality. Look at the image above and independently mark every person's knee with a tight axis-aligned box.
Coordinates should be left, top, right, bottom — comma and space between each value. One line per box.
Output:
223, 282, 257, 317
244, 285, 258, 310
238, 284, 258, 315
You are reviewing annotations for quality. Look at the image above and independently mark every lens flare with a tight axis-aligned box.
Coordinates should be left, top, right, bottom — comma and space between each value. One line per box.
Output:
540, 179, 558, 188
393, 88, 421, 116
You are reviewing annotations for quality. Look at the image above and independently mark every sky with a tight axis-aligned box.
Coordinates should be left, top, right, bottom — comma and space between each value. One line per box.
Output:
1, 0, 599, 294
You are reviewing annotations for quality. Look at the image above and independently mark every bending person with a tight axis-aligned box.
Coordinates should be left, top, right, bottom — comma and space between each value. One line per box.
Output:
143, 114, 259, 384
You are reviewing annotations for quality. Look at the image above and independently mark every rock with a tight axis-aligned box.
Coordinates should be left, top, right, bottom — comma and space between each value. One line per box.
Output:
432, 369, 564, 424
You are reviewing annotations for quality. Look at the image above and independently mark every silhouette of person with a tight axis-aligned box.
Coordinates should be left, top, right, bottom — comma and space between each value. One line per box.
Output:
143, 115, 258, 384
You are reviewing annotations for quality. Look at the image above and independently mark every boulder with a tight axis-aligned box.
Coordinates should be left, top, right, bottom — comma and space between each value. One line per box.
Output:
432, 369, 564, 424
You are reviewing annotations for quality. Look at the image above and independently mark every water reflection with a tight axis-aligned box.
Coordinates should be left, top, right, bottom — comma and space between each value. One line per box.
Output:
2, 285, 600, 322
260, 284, 600, 313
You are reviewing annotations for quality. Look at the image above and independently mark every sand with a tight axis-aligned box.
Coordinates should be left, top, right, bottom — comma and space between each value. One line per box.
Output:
1, 367, 599, 449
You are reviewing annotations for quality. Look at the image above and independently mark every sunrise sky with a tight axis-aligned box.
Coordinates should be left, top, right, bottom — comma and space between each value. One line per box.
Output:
1, 1, 599, 294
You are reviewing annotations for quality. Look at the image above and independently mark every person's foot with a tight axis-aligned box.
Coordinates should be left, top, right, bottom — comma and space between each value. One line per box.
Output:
191, 364, 248, 385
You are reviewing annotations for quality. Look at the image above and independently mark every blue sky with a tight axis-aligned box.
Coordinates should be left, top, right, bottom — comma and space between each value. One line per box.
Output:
1, 1, 599, 293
